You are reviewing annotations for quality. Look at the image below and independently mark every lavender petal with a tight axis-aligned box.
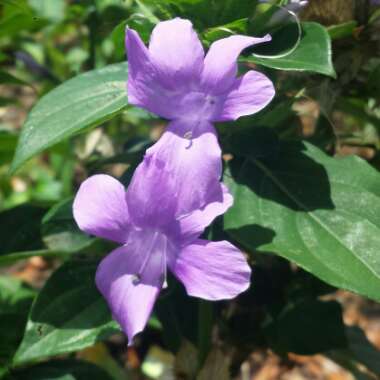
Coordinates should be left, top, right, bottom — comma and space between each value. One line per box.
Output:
215, 70, 275, 122
201, 34, 271, 94
73, 174, 130, 244
171, 239, 251, 301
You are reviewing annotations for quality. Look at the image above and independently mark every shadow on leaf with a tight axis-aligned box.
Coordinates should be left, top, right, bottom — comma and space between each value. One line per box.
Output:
228, 140, 334, 212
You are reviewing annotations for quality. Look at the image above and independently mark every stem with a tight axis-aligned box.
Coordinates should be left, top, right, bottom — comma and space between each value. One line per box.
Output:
197, 299, 213, 369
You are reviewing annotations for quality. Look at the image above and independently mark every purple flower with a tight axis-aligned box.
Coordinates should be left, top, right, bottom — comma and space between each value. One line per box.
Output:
73, 156, 251, 343
126, 17, 275, 215
126, 18, 274, 124
122, 19, 275, 257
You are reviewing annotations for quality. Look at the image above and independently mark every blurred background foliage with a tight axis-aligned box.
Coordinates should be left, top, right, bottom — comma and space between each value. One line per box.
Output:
1, 0, 380, 379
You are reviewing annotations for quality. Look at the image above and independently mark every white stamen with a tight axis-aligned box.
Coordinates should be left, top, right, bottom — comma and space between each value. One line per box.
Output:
135, 231, 159, 282
162, 237, 168, 289
184, 131, 193, 149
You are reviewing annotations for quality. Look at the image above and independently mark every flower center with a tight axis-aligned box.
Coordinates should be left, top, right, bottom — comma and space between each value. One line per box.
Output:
127, 227, 176, 288
178, 91, 219, 123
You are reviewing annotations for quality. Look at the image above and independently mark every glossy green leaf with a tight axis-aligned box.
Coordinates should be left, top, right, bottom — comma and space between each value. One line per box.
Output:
13, 260, 120, 365
245, 22, 336, 77
266, 300, 347, 355
9, 359, 114, 380
11, 62, 128, 173
224, 141, 380, 302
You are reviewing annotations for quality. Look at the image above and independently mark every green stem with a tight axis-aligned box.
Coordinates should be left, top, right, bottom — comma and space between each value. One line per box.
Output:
197, 299, 213, 369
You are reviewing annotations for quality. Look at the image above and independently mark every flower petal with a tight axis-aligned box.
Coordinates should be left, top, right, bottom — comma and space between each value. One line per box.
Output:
171, 239, 251, 300
215, 70, 275, 122
201, 34, 271, 94
125, 28, 181, 119
149, 18, 204, 88
179, 184, 233, 244
126, 152, 178, 229
73, 174, 129, 244
146, 120, 223, 218
95, 237, 165, 343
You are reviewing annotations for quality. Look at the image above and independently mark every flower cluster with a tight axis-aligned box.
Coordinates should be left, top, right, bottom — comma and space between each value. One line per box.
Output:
73, 18, 275, 343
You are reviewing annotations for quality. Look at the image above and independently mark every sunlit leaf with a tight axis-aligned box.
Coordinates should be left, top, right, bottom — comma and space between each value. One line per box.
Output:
11, 63, 128, 173
13, 260, 120, 365
224, 141, 380, 302
245, 22, 336, 77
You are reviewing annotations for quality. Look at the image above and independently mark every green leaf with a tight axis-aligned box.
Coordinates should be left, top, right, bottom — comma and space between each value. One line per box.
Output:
1, 0, 32, 14
110, 20, 129, 59
0, 71, 29, 86
41, 198, 94, 253
0, 130, 18, 164
0, 249, 69, 267
266, 300, 347, 355
344, 326, 380, 375
328, 326, 380, 379
202, 18, 248, 45
224, 141, 380, 302
9, 359, 114, 380
0, 204, 46, 256
0, 277, 35, 310
368, 64, 380, 95
111, 15, 154, 60
39, 198, 115, 260
0, 11, 46, 38
11, 62, 128, 173
0, 367, 8, 379
155, 278, 199, 353
336, 97, 380, 132
0, 277, 35, 366
0, 96, 17, 107
28, 0, 65, 22
245, 22, 336, 77
13, 260, 119, 365
0, 53, 8, 62
140, 0, 257, 29
327, 21, 357, 40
